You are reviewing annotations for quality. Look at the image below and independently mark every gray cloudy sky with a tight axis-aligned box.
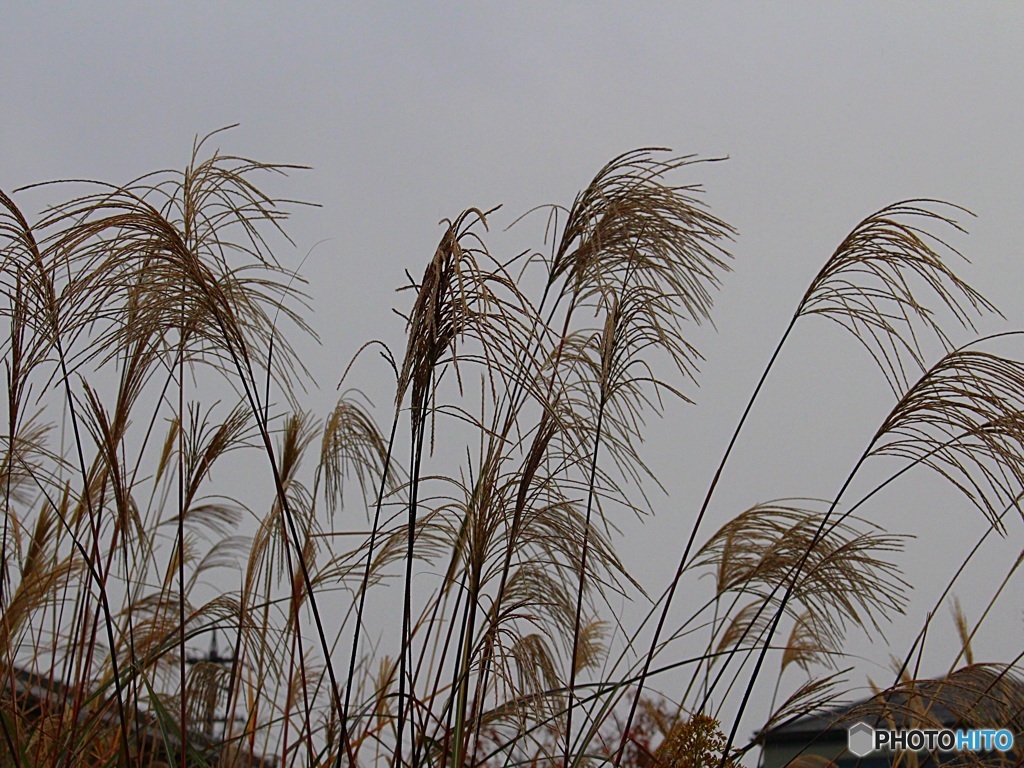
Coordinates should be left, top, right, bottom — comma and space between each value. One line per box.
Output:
4, 1, 1024, 728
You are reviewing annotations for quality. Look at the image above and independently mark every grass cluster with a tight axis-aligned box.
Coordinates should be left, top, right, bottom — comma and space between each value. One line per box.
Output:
1, 132, 1022, 768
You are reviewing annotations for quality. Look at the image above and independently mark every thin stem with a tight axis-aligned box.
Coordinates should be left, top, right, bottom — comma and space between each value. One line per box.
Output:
717, 449, 870, 765
345, 411, 400, 765
396, 384, 432, 768
616, 311, 799, 765
565, 394, 607, 768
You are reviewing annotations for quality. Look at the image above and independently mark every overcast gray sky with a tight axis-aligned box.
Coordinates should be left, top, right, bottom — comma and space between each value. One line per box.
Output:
4, 1, 1024, 732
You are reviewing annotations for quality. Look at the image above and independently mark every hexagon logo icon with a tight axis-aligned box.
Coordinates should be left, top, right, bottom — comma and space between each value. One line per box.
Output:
848, 722, 875, 757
